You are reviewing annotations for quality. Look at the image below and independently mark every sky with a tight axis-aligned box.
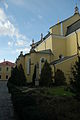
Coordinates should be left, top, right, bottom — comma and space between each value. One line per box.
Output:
0, 0, 79, 63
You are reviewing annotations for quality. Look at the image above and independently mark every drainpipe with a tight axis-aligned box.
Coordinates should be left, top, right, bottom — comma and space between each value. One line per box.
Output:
75, 31, 79, 56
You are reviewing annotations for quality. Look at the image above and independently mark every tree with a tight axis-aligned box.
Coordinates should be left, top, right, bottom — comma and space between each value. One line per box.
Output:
70, 57, 80, 93
32, 65, 36, 86
40, 60, 53, 87
8, 64, 27, 86
54, 69, 66, 86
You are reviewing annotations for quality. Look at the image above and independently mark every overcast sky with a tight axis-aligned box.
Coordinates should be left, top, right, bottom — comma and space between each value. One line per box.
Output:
0, 0, 79, 62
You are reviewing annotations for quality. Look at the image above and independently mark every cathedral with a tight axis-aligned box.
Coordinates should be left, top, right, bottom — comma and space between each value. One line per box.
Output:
16, 6, 80, 84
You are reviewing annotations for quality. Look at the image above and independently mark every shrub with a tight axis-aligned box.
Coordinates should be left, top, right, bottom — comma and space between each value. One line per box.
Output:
70, 57, 80, 93
8, 64, 27, 86
54, 69, 66, 86
39, 60, 53, 87
32, 65, 36, 86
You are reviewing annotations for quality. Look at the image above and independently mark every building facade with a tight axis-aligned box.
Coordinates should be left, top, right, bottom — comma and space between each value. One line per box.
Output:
16, 6, 80, 84
0, 60, 15, 80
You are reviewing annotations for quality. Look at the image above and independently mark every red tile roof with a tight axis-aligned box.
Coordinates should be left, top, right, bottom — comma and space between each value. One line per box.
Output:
0, 61, 15, 67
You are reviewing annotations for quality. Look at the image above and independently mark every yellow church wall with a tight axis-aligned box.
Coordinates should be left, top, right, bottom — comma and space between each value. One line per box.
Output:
54, 55, 78, 84
23, 52, 54, 83
35, 35, 53, 52
62, 14, 80, 36
35, 41, 45, 51
76, 29, 80, 46
52, 35, 66, 60
24, 54, 32, 83
66, 32, 77, 56
77, 30, 80, 55
50, 23, 61, 35
16, 56, 25, 70
50, 13, 80, 36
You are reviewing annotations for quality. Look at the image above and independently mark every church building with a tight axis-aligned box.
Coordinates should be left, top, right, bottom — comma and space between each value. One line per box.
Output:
16, 6, 80, 84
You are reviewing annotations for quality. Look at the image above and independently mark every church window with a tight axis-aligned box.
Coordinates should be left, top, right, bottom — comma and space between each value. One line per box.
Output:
27, 58, 31, 74
6, 67, 9, 71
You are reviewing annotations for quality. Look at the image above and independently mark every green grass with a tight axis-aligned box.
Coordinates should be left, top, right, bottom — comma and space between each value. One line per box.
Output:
38, 86, 75, 97
11, 85, 75, 97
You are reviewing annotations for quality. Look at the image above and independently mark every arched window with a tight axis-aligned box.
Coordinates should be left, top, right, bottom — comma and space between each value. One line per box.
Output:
6, 67, 9, 71
27, 58, 31, 75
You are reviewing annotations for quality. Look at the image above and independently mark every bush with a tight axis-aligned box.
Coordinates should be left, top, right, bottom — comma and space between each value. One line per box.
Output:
70, 57, 80, 93
8, 64, 27, 87
32, 65, 36, 86
39, 60, 53, 87
54, 69, 66, 86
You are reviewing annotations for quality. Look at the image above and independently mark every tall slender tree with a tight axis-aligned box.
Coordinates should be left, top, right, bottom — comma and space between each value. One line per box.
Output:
32, 65, 36, 86
40, 60, 53, 87
70, 57, 80, 93
8, 64, 27, 86
54, 69, 66, 86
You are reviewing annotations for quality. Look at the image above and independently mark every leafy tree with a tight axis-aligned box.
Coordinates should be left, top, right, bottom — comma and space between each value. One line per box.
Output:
70, 57, 80, 93
8, 64, 27, 86
32, 65, 36, 86
40, 60, 53, 87
54, 69, 66, 86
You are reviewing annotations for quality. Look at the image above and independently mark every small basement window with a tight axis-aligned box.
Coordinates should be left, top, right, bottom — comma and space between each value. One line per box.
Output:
0, 75, 1, 79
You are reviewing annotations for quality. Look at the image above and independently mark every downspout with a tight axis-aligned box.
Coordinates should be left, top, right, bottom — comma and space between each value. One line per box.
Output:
75, 31, 79, 56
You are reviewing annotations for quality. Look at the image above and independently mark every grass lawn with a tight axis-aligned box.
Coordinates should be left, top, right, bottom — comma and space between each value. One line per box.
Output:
33, 86, 75, 97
